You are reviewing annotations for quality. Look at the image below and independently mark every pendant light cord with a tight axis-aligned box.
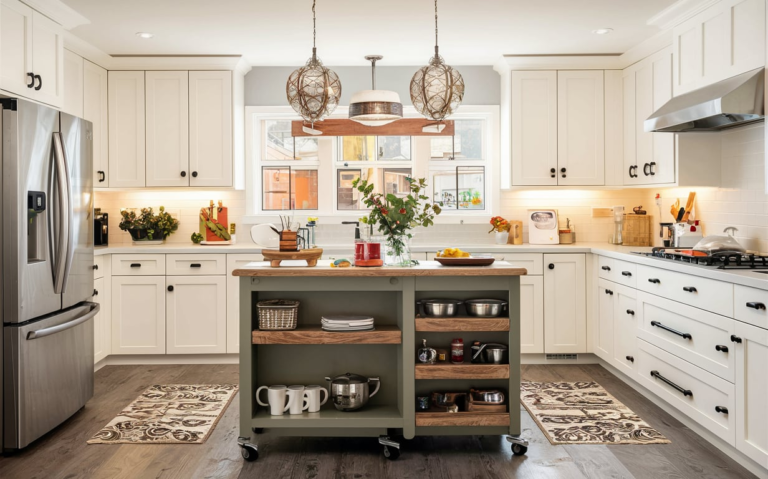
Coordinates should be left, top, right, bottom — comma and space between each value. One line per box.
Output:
311, 0, 317, 59
434, 0, 439, 56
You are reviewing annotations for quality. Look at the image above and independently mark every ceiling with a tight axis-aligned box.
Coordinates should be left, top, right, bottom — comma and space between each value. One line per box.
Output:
63, 0, 678, 66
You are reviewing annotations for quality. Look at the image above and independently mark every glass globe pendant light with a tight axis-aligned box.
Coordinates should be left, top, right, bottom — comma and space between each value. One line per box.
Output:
410, 0, 465, 123
286, 0, 341, 132
349, 55, 403, 126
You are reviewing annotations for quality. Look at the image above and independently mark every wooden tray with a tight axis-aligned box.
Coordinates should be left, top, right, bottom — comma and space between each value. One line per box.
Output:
434, 256, 495, 266
415, 411, 509, 427
262, 248, 323, 268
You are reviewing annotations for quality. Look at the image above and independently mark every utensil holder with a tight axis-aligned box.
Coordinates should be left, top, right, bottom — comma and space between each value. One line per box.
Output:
279, 231, 298, 252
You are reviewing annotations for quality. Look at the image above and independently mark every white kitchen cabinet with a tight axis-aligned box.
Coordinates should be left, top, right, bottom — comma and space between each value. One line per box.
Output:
166, 276, 226, 354
93, 277, 107, 363
596, 278, 615, 361
189, 71, 233, 187
62, 49, 83, 118
108, 71, 146, 188
673, 0, 765, 96
734, 320, 768, 468
29, 10, 63, 108
511, 71, 558, 186
83, 60, 109, 186
111, 276, 165, 354
543, 253, 586, 353
146, 71, 189, 187
557, 70, 604, 186
520, 276, 544, 354
226, 254, 263, 353
612, 285, 637, 376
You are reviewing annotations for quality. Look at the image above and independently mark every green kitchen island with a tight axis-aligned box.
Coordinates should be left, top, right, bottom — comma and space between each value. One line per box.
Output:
232, 261, 528, 461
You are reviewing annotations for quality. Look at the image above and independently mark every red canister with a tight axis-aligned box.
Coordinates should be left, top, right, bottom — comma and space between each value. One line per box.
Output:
355, 242, 366, 262
366, 242, 381, 260
451, 338, 464, 364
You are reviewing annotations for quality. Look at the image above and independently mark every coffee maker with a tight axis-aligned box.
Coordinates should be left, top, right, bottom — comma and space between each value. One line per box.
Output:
94, 209, 108, 246
610, 206, 624, 244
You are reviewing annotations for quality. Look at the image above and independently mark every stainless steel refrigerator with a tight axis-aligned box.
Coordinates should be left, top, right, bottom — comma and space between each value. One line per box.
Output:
0, 98, 99, 451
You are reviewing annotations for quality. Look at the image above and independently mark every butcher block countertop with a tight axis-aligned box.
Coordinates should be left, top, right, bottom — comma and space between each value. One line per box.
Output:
232, 260, 527, 277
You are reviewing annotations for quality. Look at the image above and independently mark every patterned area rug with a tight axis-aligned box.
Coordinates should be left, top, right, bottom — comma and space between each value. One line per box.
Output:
88, 384, 238, 445
521, 381, 670, 445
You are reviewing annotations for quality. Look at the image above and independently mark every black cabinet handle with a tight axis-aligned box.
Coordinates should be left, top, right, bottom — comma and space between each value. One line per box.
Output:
130, 263, 141, 268
628, 165, 635, 178
648, 278, 661, 284
190, 263, 202, 268
93, 264, 99, 270
626, 309, 635, 315
643, 163, 650, 176
605, 289, 614, 295
34, 74, 42, 91
550, 167, 556, 178
601, 266, 611, 271
621, 271, 632, 277
649, 162, 656, 176
192, 171, 198, 178
715, 344, 729, 353
98, 170, 106, 182
715, 406, 729, 415
651, 320, 692, 340
181, 171, 187, 177
93, 289, 98, 296
626, 355, 634, 363
27, 72, 34, 88
683, 286, 697, 293
548, 263, 555, 270
746, 302, 766, 310
731, 335, 743, 344
651, 370, 693, 397
167, 285, 174, 292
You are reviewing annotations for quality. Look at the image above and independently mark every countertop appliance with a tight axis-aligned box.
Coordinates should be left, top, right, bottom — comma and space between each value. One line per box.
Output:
94, 209, 108, 246
528, 209, 559, 245
672, 222, 703, 248
1, 98, 99, 452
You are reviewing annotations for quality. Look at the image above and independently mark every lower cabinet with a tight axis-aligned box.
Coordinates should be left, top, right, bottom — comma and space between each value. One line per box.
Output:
111, 276, 166, 354
733, 321, 768, 468
166, 276, 227, 354
612, 286, 637, 375
596, 279, 615, 360
93, 276, 110, 363
226, 254, 263, 353
520, 276, 544, 354
544, 253, 587, 353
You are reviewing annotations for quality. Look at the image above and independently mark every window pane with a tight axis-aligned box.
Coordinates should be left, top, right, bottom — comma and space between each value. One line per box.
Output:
457, 166, 485, 210
263, 166, 290, 210
377, 136, 411, 161
265, 120, 294, 160
337, 169, 362, 210
262, 167, 318, 210
431, 170, 458, 209
294, 137, 319, 161
292, 170, 319, 210
430, 137, 453, 160
454, 120, 484, 160
341, 136, 376, 162
380, 168, 412, 198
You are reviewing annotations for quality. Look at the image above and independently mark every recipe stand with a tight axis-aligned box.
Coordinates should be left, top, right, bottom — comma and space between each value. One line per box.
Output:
236, 267, 527, 461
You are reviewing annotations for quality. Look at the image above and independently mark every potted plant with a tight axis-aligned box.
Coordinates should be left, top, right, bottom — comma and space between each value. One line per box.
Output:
353, 177, 442, 266
119, 207, 179, 244
489, 216, 510, 244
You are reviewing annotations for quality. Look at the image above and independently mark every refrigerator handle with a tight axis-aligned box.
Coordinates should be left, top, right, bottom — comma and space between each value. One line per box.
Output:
51, 133, 71, 294
26, 302, 100, 340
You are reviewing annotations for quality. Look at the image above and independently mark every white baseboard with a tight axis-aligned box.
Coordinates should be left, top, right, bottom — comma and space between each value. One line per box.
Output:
521, 353, 600, 365
597, 359, 768, 479
96, 354, 239, 367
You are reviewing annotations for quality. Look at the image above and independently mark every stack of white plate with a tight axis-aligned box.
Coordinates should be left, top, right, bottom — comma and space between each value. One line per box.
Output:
321, 315, 375, 332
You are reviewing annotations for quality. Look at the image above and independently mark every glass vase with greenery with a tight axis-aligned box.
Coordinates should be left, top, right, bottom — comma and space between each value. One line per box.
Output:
353, 177, 442, 266
119, 206, 179, 242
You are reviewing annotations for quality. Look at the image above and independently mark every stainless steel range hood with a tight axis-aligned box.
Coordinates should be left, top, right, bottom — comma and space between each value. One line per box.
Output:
645, 67, 765, 132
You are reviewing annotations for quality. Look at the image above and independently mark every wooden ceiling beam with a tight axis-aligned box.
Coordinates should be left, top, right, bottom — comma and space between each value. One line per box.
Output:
291, 119, 455, 137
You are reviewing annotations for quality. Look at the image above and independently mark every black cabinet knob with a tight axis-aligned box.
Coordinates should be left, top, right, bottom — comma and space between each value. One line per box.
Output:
715, 344, 729, 353
601, 266, 611, 271
715, 406, 728, 415
605, 289, 614, 295
93, 264, 99, 270
34, 74, 42, 91
167, 285, 174, 292
648, 278, 660, 284
548, 263, 555, 270
621, 271, 632, 277
93, 289, 98, 296
746, 302, 766, 310
683, 286, 697, 293
181, 171, 187, 177
550, 167, 556, 178
626, 355, 634, 363
731, 335, 743, 344
626, 309, 635, 315
192, 171, 198, 178
27, 72, 34, 88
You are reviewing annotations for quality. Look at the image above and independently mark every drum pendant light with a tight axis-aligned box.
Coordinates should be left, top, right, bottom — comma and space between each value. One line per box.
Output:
349, 55, 403, 126
410, 0, 465, 122
286, 0, 341, 131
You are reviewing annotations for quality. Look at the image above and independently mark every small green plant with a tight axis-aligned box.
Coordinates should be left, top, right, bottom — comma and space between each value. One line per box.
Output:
119, 206, 179, 241
191, 232, 204, 244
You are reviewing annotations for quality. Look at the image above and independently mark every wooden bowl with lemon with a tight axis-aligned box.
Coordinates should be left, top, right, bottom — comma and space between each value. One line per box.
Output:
435, 248, 495, 266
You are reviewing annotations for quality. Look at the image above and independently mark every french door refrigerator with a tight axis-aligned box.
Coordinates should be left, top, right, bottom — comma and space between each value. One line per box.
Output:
0, 98, 99, 451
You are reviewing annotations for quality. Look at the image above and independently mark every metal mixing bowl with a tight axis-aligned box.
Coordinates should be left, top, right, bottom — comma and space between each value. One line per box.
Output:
418, 299, 463, 317
465, 299, 508, 317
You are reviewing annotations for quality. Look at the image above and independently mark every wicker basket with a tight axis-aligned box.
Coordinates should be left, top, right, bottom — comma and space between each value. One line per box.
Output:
256, 299, 299, 330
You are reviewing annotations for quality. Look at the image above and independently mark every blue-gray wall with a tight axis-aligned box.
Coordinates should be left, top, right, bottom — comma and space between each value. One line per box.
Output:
245, 65, 500, 106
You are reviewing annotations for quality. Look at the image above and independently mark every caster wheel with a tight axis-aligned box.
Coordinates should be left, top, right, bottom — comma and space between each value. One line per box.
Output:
511, 443, 528, 456
241, 444, 259, 462
252, 427, 264, 434
383, 446, 400, 460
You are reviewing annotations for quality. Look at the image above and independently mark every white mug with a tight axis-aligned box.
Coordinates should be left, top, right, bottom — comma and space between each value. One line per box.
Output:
287, 385, 310, 415
304, 385, 329, 413
256, 385, 293, 416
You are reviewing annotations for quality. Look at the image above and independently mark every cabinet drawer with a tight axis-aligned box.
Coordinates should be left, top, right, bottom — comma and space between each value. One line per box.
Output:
166, 254, 226, 275
636, 264, 733, 316
597, 256, 636, 288
637, 291, 735, 382
734, 284, 768, 330
636, 340, 735, 445
111, 255, 165, 276
94, 256, 105, 280
485, 253, 542, 275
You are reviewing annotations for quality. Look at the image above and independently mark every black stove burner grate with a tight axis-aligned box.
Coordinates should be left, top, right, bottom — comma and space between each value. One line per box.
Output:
635, 248, 768, 270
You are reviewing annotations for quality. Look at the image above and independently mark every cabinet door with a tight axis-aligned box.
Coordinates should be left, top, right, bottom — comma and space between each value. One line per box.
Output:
520, 276, 544, 354
595, 278, 615, 361
673, 16, 702, 95
650, 50, 675, 184
0, 0, 34, 97
728, 0, 765, 81
166, 276, 226, 354
62, 49, 83, 117
226, 254, 263, 353
511, 71, 557, 186
557, 71, 604, 186
622, 68, 639, 185
83, 60, 109, 187
30, 10, 64, 108
543, 254, 586, 353
108, 71, 146, 187
189, 71, 233, 187
93, 277, 106, 363
612, 285, 637, 376
734, 321, 768, 468
111, 276, 165, 354
146, 71, 189, 187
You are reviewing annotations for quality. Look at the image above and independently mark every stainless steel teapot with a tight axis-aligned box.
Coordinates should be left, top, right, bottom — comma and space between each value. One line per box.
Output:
324, 372, 381, 411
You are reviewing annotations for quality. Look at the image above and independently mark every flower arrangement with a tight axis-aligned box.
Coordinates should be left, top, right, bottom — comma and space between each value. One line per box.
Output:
119, 207, 179, 242
353, 176, 442, 265
489, 216, 510, 233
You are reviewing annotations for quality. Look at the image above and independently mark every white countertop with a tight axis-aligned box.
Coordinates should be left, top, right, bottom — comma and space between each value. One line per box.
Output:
95, 242, 768, 291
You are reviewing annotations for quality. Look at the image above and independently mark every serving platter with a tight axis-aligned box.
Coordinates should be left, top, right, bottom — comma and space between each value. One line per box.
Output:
434, 256, 495, 266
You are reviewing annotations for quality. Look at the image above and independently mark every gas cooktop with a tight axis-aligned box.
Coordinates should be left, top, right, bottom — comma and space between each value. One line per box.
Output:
633, 248, 768, 270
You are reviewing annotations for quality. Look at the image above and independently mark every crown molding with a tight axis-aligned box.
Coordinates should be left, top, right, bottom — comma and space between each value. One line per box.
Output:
108, 55, 249, 71
647, 0, 721, 30
494, 54, 623, 71
617, 29, 674, 69
63, 31, 112, 69
21, 0, 89, 29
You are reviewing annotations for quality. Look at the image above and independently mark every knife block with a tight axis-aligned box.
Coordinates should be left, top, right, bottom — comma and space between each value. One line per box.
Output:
279, 231, 299, 251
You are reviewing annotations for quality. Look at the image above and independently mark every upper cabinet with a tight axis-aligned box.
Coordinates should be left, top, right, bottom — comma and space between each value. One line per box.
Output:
108, 71, 146, 188
83, 60, 109, 186
189, 71, 233, 187
0, 0, 64, 108
146, 71, 190, 187
673, 0, 765, 96
62, 49, 83, 117
511, 71, 558, 186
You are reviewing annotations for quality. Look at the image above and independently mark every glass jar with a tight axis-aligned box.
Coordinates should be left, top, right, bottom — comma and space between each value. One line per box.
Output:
451, 338, 464, 364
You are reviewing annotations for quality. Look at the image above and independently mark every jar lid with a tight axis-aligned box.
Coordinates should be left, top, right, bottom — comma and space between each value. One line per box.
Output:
328, 372, 369, 384
452, 338, 463, 344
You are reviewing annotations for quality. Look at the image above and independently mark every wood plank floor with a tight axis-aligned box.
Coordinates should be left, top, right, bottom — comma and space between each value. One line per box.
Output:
0, 364, 756, 479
